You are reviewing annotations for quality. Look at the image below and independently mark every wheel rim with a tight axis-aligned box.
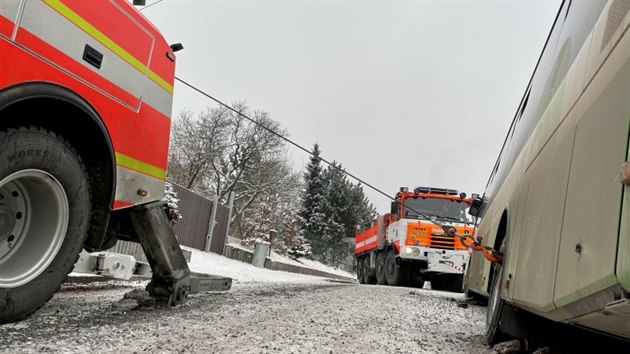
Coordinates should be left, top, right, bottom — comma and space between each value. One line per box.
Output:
0, 169, 69, 287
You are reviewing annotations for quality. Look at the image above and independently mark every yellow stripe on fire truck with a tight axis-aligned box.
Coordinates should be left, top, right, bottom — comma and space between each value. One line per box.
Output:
17, 0, 172, 117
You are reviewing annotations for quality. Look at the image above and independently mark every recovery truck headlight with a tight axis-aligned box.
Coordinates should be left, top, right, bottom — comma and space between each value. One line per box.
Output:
405, 247, 421, 256
431, 228, 444, 236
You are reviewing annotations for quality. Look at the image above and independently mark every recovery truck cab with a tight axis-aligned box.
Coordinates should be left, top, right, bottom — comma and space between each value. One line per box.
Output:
355, 186, 475, 292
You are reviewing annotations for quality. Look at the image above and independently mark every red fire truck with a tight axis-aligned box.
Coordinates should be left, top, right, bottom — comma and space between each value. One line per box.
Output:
0, 0, 227, 324
355, 186, 476, 292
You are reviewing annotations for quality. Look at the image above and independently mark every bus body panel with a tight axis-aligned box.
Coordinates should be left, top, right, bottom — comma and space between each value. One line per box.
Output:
554, 56, 630, 308
467, 0, 630, 339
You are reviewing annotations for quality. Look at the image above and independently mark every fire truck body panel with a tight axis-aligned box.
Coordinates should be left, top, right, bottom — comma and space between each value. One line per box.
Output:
0, 0, 225, 325
0, 0, 174, 210
354, 224, 378, 254
20, 0, 152, 109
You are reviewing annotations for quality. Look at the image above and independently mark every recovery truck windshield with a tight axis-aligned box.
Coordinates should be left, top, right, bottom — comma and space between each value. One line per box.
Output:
402, 197, 472, 224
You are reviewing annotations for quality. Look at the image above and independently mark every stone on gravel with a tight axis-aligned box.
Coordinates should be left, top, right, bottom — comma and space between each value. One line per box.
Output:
493, 339, 521, 354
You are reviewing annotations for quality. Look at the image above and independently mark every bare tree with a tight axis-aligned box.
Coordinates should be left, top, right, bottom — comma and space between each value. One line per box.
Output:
168, 102, 301, 238
168, 110, 218, 190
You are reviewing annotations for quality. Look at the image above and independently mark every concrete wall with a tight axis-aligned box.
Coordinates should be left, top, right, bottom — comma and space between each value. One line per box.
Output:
223, 243, 355, 281
107, 239, 353, 282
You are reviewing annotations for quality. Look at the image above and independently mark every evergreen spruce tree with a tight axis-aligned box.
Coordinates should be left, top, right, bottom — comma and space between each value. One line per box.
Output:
318, 163, 377, 268
298, 143, 326, 257
298, 145, 377, 267
349, 182, 377, 231
319, 161, 352, 266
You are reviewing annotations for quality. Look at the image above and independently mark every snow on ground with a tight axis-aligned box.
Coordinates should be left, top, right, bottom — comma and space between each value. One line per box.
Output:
182, 247, 356, 283
52, 248, 624, 353
266, 249, 356, 278
0, 281, 490, 354
221, 242, 356, 279
293, 257, 355, 278
26, 248, 622, 353
70, 245, 356, 285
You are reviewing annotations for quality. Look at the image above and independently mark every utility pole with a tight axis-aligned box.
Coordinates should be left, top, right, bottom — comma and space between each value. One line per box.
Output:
221, 192, 235, 255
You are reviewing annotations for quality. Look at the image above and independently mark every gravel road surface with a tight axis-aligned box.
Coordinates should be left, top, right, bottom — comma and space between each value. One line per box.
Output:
0, 279, 489, 354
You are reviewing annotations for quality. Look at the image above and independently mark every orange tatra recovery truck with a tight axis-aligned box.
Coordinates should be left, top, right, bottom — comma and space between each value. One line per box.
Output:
355, 186, 476, 292
0, 0, 229, 324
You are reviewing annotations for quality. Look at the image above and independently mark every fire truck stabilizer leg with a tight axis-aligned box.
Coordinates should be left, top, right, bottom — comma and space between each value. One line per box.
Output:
128, 201, 191, 307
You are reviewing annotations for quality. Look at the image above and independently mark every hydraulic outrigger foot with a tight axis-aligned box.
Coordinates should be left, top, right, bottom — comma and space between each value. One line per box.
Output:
128, 201, 232, 306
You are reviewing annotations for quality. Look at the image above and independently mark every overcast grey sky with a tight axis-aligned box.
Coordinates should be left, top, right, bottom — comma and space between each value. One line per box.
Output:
142, 0, 561, 213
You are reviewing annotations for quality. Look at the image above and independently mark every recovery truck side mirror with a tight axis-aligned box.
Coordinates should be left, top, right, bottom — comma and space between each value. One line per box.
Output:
390, 201, 399, 215
468, 193, 483, 217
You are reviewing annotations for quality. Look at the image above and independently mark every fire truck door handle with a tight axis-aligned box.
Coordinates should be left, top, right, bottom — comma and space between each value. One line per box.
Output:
83, 44, 103, 69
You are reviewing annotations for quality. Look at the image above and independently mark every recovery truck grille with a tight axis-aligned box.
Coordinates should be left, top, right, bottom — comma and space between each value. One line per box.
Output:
429, 235, 456, 250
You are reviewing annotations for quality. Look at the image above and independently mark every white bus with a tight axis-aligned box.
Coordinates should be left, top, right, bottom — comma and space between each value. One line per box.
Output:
465, 0, 630, 346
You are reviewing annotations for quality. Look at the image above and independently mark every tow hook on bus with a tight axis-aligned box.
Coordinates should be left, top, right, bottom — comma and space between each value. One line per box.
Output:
462, 235, 502, 264
438, 225, 502, 264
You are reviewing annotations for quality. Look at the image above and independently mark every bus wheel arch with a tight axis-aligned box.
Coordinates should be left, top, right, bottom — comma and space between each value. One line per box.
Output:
486, 237, 509, 344
487, 210, 509, 294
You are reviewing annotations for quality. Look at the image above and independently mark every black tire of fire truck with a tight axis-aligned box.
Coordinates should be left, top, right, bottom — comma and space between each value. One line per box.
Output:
486, 238, 509, 345
0, 127, 91, 324
363, 257, 376, 284
384, 250, 408, 286
375, 252, 386, 285
357, 257, 365, 284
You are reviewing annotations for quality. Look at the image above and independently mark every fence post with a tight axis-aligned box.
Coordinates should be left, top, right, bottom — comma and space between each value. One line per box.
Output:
269, 229, 277, 257
222, 192, 235, 255
204, 195, 219, 253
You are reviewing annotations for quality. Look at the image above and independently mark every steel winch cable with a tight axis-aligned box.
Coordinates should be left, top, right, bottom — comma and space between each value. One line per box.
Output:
175, 76, 502, 264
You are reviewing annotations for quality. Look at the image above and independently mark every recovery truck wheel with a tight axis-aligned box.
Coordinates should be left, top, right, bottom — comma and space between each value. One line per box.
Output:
486, 239, 509, 345
375, 252, 386, 285
357, 257, 365, 284
0, 127, 90, 324
363, 256, 376, 284
384, 250, 407, 286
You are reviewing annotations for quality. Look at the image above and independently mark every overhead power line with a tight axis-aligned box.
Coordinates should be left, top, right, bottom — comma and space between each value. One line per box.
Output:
138, 0, 164, 11
173, 77, 499, 258
135, 0, 394, 203
132, 0, 493, 258
174, 76, 395, 202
